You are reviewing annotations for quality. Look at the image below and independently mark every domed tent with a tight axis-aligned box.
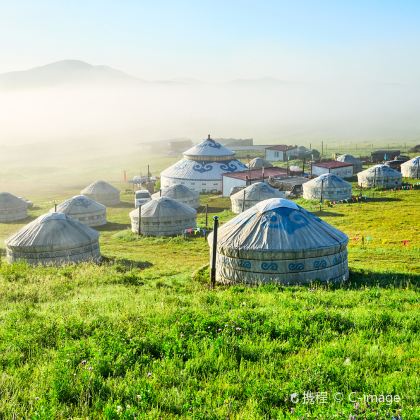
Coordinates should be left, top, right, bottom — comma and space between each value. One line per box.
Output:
130, 197, 196, 236
53, 195, 106, 227
208, 198, 348, 284
357, 165, 402, 188
230, 182, 285, 214
303, 174, 352, 201
401, 156, 420, 179
0, 192, 28, 222
5, 212, 101, 265
336, 154, 363, 173
81, 181, 120, 206
247, 157, 273, 169
152, 184, 199, 209
160, 135, 247, 193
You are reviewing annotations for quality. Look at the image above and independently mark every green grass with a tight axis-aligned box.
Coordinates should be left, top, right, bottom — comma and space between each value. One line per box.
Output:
0, 181, 419, 418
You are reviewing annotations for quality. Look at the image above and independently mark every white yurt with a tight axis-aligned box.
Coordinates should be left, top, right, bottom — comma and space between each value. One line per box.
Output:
152, 184, 200, 209
129, 197, 197, 236
357, 165, 402, 188
230, 182, 285, 214
81, 181, 120, 206
53, 195, 106, 227
5, 212, 101, 265
401, 156, 420, 178
336, 154, 363, 173
208, 198, 349, 285
0, 192, 28, 222
303, 174, 352, 201
247, 157, 273, 169
160, 135, 247, 193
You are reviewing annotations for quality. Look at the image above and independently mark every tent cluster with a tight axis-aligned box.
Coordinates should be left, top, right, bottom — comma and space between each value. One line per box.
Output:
303, 173, 352, 201
209, 198, 349, 285
230, 182, 285, 214
401, 156, 420, 179
357, 165, 402, 188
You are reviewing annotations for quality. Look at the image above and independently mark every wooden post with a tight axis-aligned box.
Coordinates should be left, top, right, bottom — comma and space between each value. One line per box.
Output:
242, 188, 246, 212
138, 205, 141, 235
54, 203, 57, 212
159, 189, 162, 197
205, 204, 208, 229
210, 216, 219, 289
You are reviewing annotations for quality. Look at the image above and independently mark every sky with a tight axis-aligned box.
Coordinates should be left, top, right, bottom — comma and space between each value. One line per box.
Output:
1, 0, 420, 83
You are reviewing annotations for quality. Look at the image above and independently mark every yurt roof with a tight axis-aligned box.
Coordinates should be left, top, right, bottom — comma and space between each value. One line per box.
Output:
210, 198, 348, 254
183, 136, 235, 159
361, 164, 401, 177
160, 157, 247, 180
6, 212, 99, 249
401, 156, 420, 167
157, 184, 198, 199
248, 157, 273, 169
55, 195, 105, 214
0, 192, 27, 209
81, 180, 120, 194
231, 182, 283, 201
336, 154, 362, 164
305, 173, 351, 188
130, 197, 196, 219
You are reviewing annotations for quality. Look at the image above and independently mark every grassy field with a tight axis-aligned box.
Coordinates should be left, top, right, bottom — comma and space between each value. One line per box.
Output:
0, 167, 419, 418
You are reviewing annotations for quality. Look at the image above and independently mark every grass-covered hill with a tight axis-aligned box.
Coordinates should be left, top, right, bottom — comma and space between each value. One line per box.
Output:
0, 185, 418, 418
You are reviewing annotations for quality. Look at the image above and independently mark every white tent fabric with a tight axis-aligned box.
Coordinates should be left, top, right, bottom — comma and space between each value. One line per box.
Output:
81, 181, 120, 206
230, 182, 285, 213
247, 157, 273, 169
152, 184, 200, 209
401, 156, 420, 178
160, 136, 247, 193
303, 174, 352, 201
53, 195, 107, 226
0, 192, 28, 222
208, 198, 348, 285
357, 165, 402, 188
5, 212, 101, 265
336, 154, 363, 173
130, 197, 197, 236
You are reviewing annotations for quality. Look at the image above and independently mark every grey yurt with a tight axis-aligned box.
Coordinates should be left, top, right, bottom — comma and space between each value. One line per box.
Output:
208, 198, 348, 284
357, 164, 402, 188
247, 157, 273, 169
81, 181, 120, 206
5, 212, 101, 265
303, 173, 352, 201
230, 182, 285, 214
53, 195, 106, 227
129, 197, 196, 236
401, 156, 420, 179
152, 184, 199, 209
336, 154, 363, 173
0, 192, 28, 222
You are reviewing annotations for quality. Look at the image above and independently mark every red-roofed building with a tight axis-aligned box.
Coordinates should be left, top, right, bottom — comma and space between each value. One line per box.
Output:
265, 145, 298, 162
312, 161, 354, 178
222, 167, 288, 196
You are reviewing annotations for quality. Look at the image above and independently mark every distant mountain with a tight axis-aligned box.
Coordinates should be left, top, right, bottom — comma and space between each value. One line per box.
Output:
0, 60, 142, 90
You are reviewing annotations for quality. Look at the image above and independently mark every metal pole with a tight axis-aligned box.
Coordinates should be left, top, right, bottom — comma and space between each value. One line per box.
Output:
210, 216, 219, 289
320, 178, 324, 203
138, 205, 141, 235
242, 188, 246, 212
54, 203, 57, 212
159, 189, 162, 197
205, 204, 208, 229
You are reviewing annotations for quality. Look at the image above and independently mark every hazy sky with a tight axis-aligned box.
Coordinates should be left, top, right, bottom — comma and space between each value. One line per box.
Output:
1, 0, 420, 83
